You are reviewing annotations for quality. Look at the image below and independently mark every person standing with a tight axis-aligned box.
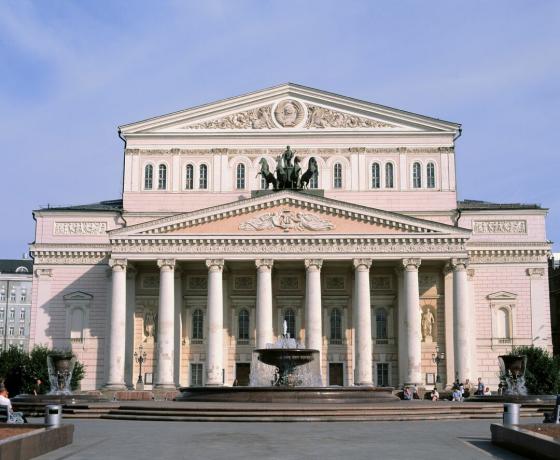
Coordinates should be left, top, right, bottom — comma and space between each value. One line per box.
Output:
476, 377, 484, 396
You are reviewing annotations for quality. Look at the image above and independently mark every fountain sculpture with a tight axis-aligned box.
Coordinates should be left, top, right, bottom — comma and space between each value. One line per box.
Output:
498, 354, 528, 396
47, 353, 76, 395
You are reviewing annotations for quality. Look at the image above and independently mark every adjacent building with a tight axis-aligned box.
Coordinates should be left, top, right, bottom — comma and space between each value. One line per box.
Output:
0, 259, 33, 352
549, 253, 560, 356
29, 84, 552, 390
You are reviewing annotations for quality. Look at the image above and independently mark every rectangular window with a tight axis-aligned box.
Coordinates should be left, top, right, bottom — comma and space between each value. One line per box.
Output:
190, 363, 203, 387
20, 291, 27, 302
9, 309, 15, 319
0, 309, 4, 320
19, 309, 25, 320
10, 290, 16, 302
0, 291, 5, 301
8, 327, 14, 336
19, 327, 25, 336
0, 327, 4, 335
376, 363, 389, 387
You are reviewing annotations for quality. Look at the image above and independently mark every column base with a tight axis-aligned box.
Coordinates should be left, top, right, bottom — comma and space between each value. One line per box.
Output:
103, 383, 127, 390
205, 383, 224, 387
154, 383, 177, 390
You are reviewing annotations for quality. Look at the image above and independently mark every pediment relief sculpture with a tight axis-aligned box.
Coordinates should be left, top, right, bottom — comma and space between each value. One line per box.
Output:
185, 105, 275, 129
305, 105, 395, 129
239, 210, 335, 232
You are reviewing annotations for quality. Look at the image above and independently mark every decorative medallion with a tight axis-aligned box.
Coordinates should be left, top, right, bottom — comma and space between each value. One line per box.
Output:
239, 210, 334, 232
305, 105, 395, 128
273, 99, 305, 127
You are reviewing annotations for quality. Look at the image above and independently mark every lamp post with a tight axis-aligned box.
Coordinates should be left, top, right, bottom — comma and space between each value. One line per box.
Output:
134, 345, 147, 390
432, 345, 445, 389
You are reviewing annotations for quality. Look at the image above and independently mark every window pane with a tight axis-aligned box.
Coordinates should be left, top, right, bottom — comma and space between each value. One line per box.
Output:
185, 164, 194, 190
144, 165, 153, 190
199, 164, 208, 189
238, 309, 249, 340
427, 162, 435, 188
413, 162, 422, 188
158, 164, 167, 190
192, 309, 204, 340
284, 309, 296, 338
330, 309, 342, 341
236, 164, 246, 190
371, 163, 380, 188
376, 309, 387, 339
377, 363, 389, 386
385, 163, 394, 188
333, 163, 342, 188
191, 363, 203, 386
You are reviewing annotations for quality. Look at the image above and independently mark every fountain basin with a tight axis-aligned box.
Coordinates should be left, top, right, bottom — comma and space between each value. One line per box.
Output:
176, 386, 399, 403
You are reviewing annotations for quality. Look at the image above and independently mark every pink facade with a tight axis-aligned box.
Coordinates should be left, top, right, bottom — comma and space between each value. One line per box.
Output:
30, 84, 551, 390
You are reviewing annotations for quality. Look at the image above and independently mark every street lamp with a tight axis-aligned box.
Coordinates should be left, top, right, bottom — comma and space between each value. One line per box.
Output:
134, 345, 147, 390
432, 345, 445, 387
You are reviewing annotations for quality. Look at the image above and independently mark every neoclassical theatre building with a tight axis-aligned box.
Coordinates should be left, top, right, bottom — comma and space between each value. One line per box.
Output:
30, 84, 552, 391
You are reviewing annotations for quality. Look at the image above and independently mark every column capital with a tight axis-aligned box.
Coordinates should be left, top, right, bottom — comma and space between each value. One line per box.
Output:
402, 258, 421, 271
109, 258, 127, 271
526, 268, 545, 279
255, 259, 274, 271
442, 262, 453, 275
305, 259, 323, 271
450, 258, 469, 271
126, 265, 138, 280
157, 259, 176, 271
353, 258, 372, 271
205, 259, 225, 272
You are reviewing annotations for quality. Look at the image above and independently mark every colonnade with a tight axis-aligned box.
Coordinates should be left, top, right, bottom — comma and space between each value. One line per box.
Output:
104, 257, 471, 389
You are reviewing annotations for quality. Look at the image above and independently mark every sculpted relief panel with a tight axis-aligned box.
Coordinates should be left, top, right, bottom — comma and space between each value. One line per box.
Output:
239, 210, 335, 232
54, 222, 107, 235
181, 99, 396, 130
472, 220, 527, 234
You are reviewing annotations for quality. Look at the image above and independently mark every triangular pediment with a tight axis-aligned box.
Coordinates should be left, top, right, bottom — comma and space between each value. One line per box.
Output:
119, 83, 460, 136
111, 191, 470, 239
487, 291, 517, 301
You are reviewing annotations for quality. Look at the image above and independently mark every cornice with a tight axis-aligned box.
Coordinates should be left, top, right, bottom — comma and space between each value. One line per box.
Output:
468, 248, 550, 264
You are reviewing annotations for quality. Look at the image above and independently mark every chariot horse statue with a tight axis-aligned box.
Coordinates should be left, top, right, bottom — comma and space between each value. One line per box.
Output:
256, 158, 277, 190
300, 157, 318, 189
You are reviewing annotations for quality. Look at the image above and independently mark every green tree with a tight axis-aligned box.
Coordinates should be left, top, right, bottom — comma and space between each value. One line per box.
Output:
510, 346, 560, 394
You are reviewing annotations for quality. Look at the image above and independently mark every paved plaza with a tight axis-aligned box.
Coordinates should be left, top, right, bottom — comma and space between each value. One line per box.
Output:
31, 417, 536, 460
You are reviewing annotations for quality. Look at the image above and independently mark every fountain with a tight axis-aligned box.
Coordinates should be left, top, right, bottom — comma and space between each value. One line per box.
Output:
47, 353, 76, 396
177, 321, 398, 403
499, 354, 528, 396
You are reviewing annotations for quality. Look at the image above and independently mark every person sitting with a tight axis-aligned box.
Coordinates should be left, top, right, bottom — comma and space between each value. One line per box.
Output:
412, 385, 420, 400
464, 379, 473, 398
431, 387, 439, 401
0, 382, 27, 424
451, 386, 462, 402
483, 387, 492, 396
403, 387, 412, 400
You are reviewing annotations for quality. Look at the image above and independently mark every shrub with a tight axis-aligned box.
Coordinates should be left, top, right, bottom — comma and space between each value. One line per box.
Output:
508, 346, 560, 394
0, 345, 85, 396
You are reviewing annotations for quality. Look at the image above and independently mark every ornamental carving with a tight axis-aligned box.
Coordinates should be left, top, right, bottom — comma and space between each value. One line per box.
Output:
371, 275, 391, 290
239, 210, 335, 232
305, 105, 395, 129
185, 105, 274, 129
274, 100, 305, 127
325, 276, 345, 290
188, 276, 208, 290
472, 220, 527, 234
279, 276, 299, 290
54, 222, 107, 235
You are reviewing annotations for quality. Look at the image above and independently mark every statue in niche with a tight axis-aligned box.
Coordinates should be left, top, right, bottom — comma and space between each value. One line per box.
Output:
143, 310, 157, 342
421, 308, 435, 343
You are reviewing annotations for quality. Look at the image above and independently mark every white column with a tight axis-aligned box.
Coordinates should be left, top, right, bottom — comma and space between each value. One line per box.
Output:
155, 259, 176, 388
32, 268, 53, 347
255, 259, 274, 349
443, 263, 455, 388
395, 267, 407, 386
403, 258, 422, 386
124, 266, 137, 389
106, 259, 127, 389
452, 258, 470, 383
206, 259, 224, 386
527, 268, 549, 348
305, 259, 323, 358
174, 268, 183, 386
353, 258, 373, 386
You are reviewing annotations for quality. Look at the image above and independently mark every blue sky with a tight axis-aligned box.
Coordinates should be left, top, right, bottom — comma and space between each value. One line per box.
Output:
0, 0, 559, 257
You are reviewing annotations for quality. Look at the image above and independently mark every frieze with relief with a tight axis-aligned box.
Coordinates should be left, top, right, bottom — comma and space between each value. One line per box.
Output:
239, 210, 335, 232
472, 220, 527, 234
185, 105, 275, 129
305, 105, 395, 129
54, 222, 107, 235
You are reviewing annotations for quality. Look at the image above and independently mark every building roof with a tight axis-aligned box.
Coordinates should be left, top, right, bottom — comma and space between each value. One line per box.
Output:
457, 199, 543, 211
0, 259, 33, 274
36, 199, 123, 213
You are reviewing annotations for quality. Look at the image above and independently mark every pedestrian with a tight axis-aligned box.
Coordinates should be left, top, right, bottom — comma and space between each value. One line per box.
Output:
403, 387, 412, 400
451, 386, 462, 402
497, 382, 504, 395
0, 382, 27, 423
476, 377, 484, 396
431, 387, 439, 401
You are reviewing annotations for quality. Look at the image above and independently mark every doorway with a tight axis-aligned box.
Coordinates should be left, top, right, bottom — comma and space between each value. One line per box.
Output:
329, 363, 344, 386
235, 363, 251, 386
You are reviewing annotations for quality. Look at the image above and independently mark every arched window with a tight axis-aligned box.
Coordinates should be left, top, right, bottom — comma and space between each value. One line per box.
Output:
238, 309, 249, 341
185, 164, 194, 190
144, 164, 153, 190
427, 162, 435, 189
412, 162, 422, 188
376, 309, 388, 340
497, 308, 511, 338
333, 163, 342, 189
199, 164, 208, 189
330, 308, 342, 344
192, 309, 204, 341
371, 163, 380, 189
309, 174, 318, 189
284, 308, 296, 339
158, 164, 167, 190
385, 163, 394, 188
236, 163, 246, 190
